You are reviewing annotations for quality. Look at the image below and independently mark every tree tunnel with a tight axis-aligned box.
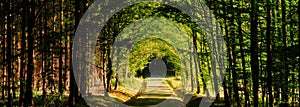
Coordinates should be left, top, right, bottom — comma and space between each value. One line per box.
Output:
130, 37, 180, 78
73, 1, 226, 106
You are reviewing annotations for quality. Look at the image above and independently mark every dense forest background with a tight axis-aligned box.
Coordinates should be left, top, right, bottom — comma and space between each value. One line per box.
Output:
1, 0, 300, 106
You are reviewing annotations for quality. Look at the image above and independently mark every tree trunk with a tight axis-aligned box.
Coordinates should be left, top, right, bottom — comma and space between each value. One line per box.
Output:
24, 0, 35, 106
0, 0, 3, 102
222, 14, 231, 106
250, 0, 259, 106
200, 35, 207, 95
229, 0, 240, 105
114, 48, 121, 90
281, 0, 289, 105
106, 46, 113, 92
6, 0, 12, 106
189, 37, 194, 92
58, 0, 64, 97
19, 0, 28, 105
289, 0, 296, 105
266, 0, 273, 106
238, 14, 249, 107
192, 29, 200, 94
41, 1, 48, 105
298, 0, 300, 104
68, 0, 79, 105
102, 50, 107, 95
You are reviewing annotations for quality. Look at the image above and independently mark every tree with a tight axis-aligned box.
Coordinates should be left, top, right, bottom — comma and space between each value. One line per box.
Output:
266, 0, 273, 106
24, 0, 35, 106
298, 0, 300, 104
58, 0, 64, 98
19, 0, 28, 106
250, 0, 259, 106
2, 0, 300, 106
228, 0, 240, 106
6, 0, 12, 106
69, 0, 83, 105
237, 12, 249, 107
192, 29, 200, 94
281, 0, 289, 105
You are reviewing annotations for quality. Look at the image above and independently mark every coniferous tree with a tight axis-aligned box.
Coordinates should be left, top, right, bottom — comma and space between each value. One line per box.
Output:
24, 0, 35, 106
266, 0, 273, 106
6, 0, 12, 106
250, 0, 259, 106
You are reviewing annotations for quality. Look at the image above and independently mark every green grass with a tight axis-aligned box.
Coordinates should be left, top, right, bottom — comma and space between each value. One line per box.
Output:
164, 77, 181, 89
118, 77, 145, 94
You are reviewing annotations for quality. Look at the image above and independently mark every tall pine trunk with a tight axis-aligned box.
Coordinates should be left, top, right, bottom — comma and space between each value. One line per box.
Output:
223, 17, 230, 106
58, 0, 64, 97
281, 0, 289, 105
250, 0, 259, 106
298, 0, 300, 104
19, 0, 28, 106
25, 0, 35, 106
6, 0, 12, 106
266, 0, 273, 106
238, 13, 249, 107
69, 0, 82, 105
229, 0, 240, 106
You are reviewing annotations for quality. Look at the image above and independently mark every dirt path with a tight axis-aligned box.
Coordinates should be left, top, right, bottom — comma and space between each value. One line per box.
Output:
126, 78, 185, 107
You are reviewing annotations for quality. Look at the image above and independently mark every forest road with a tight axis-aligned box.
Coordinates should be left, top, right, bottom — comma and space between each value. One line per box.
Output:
126, 78, 185, 107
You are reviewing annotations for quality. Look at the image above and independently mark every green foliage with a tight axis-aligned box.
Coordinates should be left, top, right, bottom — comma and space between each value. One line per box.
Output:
129, 37, 181, 76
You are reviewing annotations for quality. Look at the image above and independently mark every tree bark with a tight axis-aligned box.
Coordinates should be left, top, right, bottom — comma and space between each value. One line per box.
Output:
59, 0, 64, 97
266, 0, 273, 106
229, 0, 240, 106
238, 13, 249, 107
281, 0, 289, 105
188, 38, 194, 92
250, 0, 259, 106
6, 0, 12, 106
25, 0, 35, 106
200, 35, 207, 95
19, 0, 28, 106
192, 29, 200, 94
298, 0, 300, 104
